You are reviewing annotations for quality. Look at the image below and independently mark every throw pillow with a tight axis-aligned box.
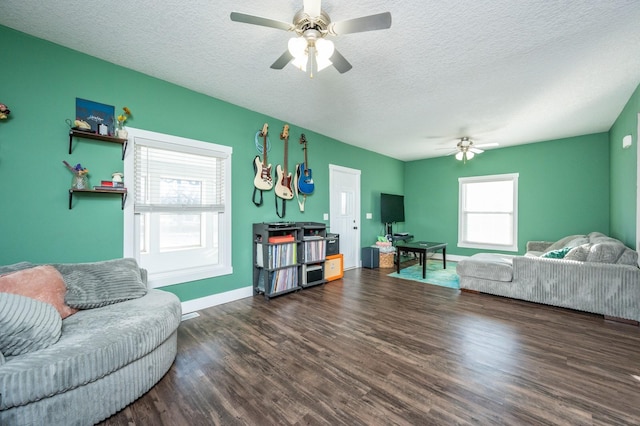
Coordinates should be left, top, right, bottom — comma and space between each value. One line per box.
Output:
545, 235, 586, 252
586, 242, 626, 263
0, 265, 78, 319
0, 261, 35, 275
52, 258, 148, 309
565, 244, 590, 262
541, 247, 572, 259
0, 292, 62, 356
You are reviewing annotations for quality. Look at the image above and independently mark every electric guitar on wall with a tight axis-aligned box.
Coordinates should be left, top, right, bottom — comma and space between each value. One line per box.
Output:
296, 133, 315, 194
275, 124, 294, 200
253, 123, 273, 190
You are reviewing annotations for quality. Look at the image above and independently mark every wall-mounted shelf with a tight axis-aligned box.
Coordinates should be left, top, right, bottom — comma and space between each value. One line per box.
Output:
68, 129, 128, 159
68, 188, 128, 210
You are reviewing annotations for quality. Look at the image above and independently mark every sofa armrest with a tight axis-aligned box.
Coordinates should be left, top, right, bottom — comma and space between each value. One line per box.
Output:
526, 241, 554, 252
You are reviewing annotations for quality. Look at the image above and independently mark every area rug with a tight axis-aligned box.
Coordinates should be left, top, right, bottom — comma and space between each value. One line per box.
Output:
387, 260, 460, 289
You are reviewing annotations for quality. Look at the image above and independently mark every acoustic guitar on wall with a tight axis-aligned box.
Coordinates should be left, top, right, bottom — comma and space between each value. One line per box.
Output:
253, 123, 273, 191
275, 124, 294, 200
296, 133, 314, 194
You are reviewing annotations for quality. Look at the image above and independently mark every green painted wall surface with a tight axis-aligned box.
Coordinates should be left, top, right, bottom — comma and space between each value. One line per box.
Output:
0, 25, 403, 301
608, 83, 639, 249
404, 133, 610, 255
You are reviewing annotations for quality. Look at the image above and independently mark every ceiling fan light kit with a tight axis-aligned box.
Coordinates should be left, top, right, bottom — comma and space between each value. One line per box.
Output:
445, 136, 498, 163
230, 1, 392, 77
288, 31, 335, 76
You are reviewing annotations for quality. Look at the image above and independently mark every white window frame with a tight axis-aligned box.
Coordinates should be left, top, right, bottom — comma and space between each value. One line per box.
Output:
458, 173, 519, 252
123, 127, 233, 288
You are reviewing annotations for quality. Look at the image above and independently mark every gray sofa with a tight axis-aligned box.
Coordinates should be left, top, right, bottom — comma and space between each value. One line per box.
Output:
0, 258, 182, 425
456, 232, 640, 322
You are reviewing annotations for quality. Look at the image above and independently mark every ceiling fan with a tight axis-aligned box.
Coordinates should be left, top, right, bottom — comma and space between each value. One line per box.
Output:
230, 0, 392, 77
445, 137, 499, 163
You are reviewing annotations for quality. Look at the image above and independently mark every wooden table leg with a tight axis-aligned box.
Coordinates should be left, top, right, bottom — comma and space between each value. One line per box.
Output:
422, 251, 426, 279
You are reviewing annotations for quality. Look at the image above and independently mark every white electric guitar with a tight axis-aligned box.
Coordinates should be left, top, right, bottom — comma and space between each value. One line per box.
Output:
275, 124, 294, 200
253, 123, 273, 191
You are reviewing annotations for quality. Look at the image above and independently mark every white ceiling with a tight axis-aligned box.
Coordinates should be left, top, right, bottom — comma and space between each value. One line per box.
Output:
2, 1, 640, 161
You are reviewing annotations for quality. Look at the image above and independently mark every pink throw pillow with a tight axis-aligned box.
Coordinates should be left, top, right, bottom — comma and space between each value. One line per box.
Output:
0, 265, 78, 319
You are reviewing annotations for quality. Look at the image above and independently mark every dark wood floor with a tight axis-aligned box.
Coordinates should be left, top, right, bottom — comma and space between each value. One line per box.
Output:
100, 267, 640, 425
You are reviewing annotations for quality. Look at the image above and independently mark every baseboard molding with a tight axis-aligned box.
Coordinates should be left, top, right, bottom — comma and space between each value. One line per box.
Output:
181, 286, 253, 314
430, 253, 467, 262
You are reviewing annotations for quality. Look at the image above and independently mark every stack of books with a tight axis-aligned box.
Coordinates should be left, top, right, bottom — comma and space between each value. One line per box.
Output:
93, 180, 126, 191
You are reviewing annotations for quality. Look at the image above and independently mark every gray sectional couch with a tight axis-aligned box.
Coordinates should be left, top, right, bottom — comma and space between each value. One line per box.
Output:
0, 258, 182, 425
456, 232, 640, 322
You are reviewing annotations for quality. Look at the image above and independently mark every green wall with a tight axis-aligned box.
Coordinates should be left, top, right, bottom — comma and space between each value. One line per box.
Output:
1, 24, 637, 304
404, 133, 611, 255
0, 25, 404, 302
609, 83, 639, 248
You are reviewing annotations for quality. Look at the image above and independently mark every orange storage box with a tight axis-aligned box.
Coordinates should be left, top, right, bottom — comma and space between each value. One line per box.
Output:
324, 254, 344, 281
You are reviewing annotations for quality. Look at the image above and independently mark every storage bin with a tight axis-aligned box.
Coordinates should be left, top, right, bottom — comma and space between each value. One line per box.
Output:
379, 252, 395, 268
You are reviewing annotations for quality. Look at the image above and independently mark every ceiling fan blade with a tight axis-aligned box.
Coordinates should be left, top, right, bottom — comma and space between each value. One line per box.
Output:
329, 49, 353, 73
303, 0, 321, 17
446, 150, 459, 156
329, 12, 392, 35
469, 148, 484, 154
230, 12, 294, 31
475, 142, 499, 148
270, 51, 294, 69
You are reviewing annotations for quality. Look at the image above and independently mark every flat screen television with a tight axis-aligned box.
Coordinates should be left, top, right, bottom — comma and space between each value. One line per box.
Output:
380, 193, 405, 223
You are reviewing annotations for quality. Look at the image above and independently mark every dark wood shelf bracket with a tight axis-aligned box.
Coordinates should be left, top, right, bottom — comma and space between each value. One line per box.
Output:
68, 189, 128, 210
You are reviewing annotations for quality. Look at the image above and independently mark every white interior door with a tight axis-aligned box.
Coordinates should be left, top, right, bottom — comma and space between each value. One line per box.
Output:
329, 164, 361, 270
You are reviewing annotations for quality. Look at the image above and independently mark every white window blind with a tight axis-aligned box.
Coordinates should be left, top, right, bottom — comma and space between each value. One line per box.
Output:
134, 139, 225, 214
123, 129, 233, 288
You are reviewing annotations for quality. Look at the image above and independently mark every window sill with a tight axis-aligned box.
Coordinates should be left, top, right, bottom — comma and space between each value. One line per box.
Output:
458, 241, 518, 252
148, 265, 233, 288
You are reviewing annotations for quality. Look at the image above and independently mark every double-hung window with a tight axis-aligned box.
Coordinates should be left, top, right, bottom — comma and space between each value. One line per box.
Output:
458, 173, 519, 252
124, 128, 232, 288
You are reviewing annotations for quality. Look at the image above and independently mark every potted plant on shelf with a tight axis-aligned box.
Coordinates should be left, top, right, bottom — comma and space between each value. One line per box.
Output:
116, 106, 132, 138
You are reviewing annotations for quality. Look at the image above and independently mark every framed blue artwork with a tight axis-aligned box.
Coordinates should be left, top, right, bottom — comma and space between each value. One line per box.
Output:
75, 98, 116, 136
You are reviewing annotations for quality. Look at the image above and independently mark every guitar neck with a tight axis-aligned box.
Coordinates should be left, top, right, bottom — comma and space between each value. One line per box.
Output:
261, 123, 268, 166
283, 138, 288, 175
263, 136, 268, 166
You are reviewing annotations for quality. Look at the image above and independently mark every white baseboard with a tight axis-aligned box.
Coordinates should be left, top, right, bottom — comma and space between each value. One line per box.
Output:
180, 286, 253, 314
428, 253, 468, 262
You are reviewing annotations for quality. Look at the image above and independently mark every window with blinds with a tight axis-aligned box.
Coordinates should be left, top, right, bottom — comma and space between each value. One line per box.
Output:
123, 129, 233, 288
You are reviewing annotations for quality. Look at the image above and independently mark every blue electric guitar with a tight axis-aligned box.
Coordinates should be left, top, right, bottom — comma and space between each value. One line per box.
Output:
296, 133, 314, 194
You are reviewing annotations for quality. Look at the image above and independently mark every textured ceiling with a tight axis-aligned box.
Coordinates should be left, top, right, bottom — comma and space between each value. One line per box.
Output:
1, 1, 640, 161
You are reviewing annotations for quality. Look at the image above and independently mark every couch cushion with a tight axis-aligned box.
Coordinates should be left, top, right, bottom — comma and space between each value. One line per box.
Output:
52, 258, 147, 309
0, 265, 78, 319
545, 234, 586, 253
456, 253, 514, 282
0, 293, 62, 356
